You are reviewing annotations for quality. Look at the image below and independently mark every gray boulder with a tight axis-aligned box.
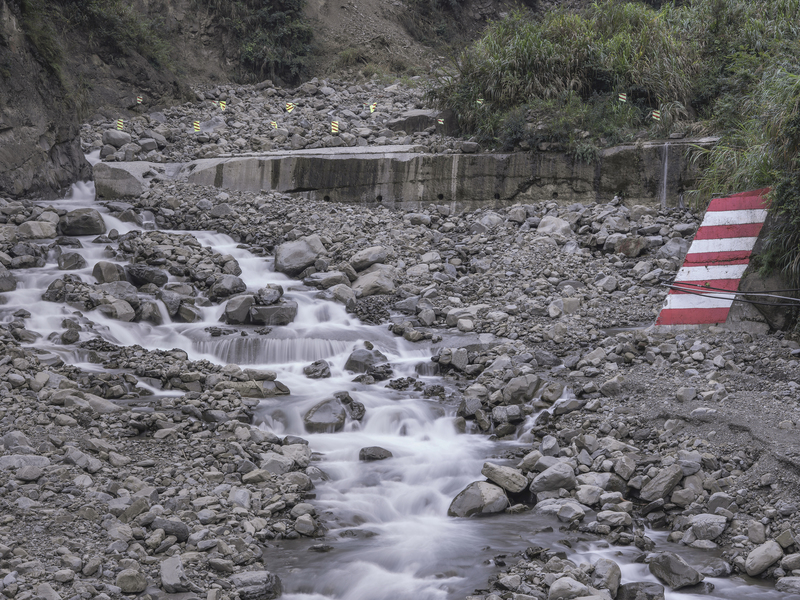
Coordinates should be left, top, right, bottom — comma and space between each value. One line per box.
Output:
657, 237, 690, 261
530, 462, 577, 493
126, 264, 168, 287
208, 275, 246, 302
229, 571, 282, 600
256, 284, 283, 305
617, 582, 665, 600
116, 569, 147, 594
93, 261, 126, 283
98, 299, 135, 322
352, 270, 395, 296
447, 481, 509, 517
481, 462, 527, 493
648, 552, 703, 590
249, 301, 298, 326
746, 540, 783, 576
57, 252, 86, 270
0, 267, 17, 292
537, 216, 572, 237
344, 348, 388, 373
350, 245, 389, 271
224, 295, 255, 324
548, 577, 588, 600
102, 129, 132, 148
502, 374, 542, 404
303, 398, 346, 433
359, 446, 393, 461
303, 359, 331, 379
592, 558, 622, 597
151, 517, 190, 542
59, 208, 106, 236
690, 513, 727, 540
776, 578, 800, 594
274, 235, 326, 276
160, 555, 195, 593
18, 221, 57, 239
639, 464, 683, 502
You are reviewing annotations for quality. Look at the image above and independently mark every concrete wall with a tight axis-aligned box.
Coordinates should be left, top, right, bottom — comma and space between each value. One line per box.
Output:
96, 138, 717, 209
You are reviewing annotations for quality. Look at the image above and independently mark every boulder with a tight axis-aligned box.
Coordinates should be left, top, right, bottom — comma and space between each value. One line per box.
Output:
548, 577, 588, 600
98, 299, 135, 322
617, 582, 665, 600
344, 348, 388, 373
530, 462, 576, 493
224, 295, 255, 324
481, 462, 528, 493
447, 481, 509, 517
59, 208, 106, 236
745, 540, 783, 576
126, 264, 168, 287
690, 513, 727, 540
229, 571, 282, 600
502, 374, 541, 404
303, 359, 331, 379
160, 555, 194, 593
93, 261, 126, 283
18, 221, 57, 239
274, 235, 326, 275
249, 301, 298, 326
537, 216, 572, 237
352, 270, 395, 296
359, 446, 393, 461
116, 569, 147, 594
350, 245, 389, 271
57, 252, 87, 270
208, 275, 246, 302
303, 398, 346, 433
102, 129, 132, 148
256, 284, 283, 305
93, 162, 145, 199
776, 578, 800, 594
592, 558, 622, 597
0, 267, 17, 292
647, 552, 703, 590
639, 464, 683, 502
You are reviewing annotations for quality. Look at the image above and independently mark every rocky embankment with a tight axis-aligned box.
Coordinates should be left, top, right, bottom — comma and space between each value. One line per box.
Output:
79, 79, 471, 165
1, 133, 800, 600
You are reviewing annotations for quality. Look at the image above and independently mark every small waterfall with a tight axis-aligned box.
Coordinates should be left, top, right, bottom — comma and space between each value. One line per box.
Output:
660, 142, 670, 209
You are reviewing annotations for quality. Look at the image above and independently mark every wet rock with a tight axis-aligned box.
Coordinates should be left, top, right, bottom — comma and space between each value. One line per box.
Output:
304, 359, 331, 379
448, 481, 509, 517
275, 234, 327, 275
208, 275, 246, 301
0, 266, 17, 291
249, 301, 298, 325
745, 540, 783, 576
18, 220, 57, 239
57, 252, 87, 270
617, 582, 665, 600
481, 462, 528, 493
229, 571, 282, 600
93, 261, 126, 283
359, 446, 393, 461
776, 578, 800, 594
126, 264, 168, 287
60, 208, 106, 235
648, 552, 703, 590
592, 558, 622, 597
224, 294, 255, 323
344, 348, 388, 373
304, 398, 346, 433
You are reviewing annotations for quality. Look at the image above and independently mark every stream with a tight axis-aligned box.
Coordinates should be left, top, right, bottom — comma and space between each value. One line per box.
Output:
1, 174, 794, 600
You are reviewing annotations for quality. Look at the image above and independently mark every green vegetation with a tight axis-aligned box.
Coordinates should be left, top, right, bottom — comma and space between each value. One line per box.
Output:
430, 0, 800, 286
197, 0, 313, 83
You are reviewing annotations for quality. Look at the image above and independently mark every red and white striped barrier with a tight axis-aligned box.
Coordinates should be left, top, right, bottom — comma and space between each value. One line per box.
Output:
655, 189, 770, 327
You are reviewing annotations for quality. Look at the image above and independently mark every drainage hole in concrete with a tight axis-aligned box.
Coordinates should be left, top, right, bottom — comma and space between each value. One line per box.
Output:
494, 193, 500, 199
324, 195, 331, 201
437, 194, 444, 200
376, 195, 383, 202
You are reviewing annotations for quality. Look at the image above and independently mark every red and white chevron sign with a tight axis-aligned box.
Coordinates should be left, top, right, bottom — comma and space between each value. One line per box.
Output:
655, 188, 770, 326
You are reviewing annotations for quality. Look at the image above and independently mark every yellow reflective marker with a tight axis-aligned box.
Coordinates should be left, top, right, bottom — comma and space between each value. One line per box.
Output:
270, 121, 277, 129
370, 102, 377, 113
437, 118, 444, 125
116, 119, 124, 131
331, 121, 339, 133
193, 121, 200, 132
477, 99, 484, 106
652, 110, 662, 121
618, 93, 627, 103
136, 96, 143, 104
286, 102, 296, 113
219, 101, 227, 111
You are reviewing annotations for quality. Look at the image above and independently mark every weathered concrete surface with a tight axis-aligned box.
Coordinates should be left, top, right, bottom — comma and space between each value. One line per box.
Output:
95, 139, 716, 208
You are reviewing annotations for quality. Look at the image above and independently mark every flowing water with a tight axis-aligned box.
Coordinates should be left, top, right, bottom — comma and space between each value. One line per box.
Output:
2, 176, 793, 600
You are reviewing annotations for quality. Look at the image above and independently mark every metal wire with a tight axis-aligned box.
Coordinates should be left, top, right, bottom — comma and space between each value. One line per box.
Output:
662, 283, 800, 308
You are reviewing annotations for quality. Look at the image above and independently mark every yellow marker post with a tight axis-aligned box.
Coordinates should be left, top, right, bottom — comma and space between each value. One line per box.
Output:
618, 93, 627, 103
370, 102, 377, 113
286, 102, 296, 113
193, 121, 200, 133
116, 119, 124, 131
652, 110, 662, 121
270, 121, 277, 129
437, 118, 444, 125
219, 101, 227, 111
136, 96, 143, 104
477, 99, 484, 106
331, 121, 339, 134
